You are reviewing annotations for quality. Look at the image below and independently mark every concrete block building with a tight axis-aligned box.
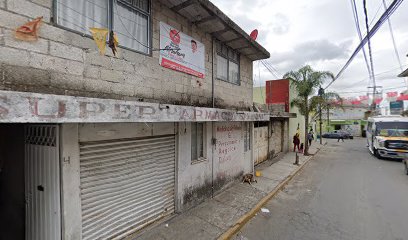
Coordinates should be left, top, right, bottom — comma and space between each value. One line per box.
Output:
0, 0, 276, 239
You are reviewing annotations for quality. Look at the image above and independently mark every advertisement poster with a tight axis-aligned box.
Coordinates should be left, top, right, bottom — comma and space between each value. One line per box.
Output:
159, 22, 205, 78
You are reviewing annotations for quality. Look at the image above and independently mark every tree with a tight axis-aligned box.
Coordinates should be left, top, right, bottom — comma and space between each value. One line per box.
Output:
284, 65, 334, 155
320, 91, 343, 132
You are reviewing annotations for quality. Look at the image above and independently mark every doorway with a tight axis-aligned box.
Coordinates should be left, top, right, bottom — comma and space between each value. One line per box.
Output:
0, 124, 61, 240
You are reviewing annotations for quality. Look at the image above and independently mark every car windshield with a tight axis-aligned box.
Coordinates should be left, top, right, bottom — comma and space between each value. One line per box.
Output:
376, 122, 408, 137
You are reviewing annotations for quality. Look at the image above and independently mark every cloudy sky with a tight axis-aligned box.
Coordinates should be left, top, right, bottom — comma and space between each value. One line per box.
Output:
211, 0, 408, 98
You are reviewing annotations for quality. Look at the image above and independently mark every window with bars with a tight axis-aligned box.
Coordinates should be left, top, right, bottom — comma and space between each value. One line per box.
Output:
55, 0, 151, 54
191, 122, 205, 163
216, 42, 240, 85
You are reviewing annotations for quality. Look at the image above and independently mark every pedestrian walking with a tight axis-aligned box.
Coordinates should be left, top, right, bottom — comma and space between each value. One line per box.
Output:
337, 134, 344, 142
293, 133, 300, 152
308, 130, 314, 146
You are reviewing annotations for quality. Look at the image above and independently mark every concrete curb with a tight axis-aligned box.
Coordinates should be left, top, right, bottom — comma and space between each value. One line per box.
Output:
217, 146, 324, 240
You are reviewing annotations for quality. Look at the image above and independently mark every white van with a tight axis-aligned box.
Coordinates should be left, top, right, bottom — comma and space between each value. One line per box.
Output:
366, 116, 408, 159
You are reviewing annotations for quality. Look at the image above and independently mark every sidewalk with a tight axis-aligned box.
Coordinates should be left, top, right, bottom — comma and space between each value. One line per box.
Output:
130, 144, 324, 240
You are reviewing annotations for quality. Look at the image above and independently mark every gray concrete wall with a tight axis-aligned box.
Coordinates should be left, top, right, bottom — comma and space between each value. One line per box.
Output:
177, 121, 252, 211
269, 120, 283, 158
0, 124, 25, 240
0, 0, 253, 110
176, 122, 213, 211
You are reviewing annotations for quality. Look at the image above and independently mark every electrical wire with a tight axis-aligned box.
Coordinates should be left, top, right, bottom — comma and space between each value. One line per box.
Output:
369, 0, 385, 27
351, 0, 371, 83
363, 0, 377, 107
382, 0, 407, 89
335, 64, 408, 91
260, 60, 279, 79
325, 0, 404, 90
337, 85, 407, 94
258, 61, 265, 102
263, 60, 283, 78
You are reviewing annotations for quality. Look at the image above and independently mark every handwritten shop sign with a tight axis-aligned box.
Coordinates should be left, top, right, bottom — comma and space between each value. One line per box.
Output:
0, 90, 269, 123
159, 22, 205, 78
216, 123, 242, 164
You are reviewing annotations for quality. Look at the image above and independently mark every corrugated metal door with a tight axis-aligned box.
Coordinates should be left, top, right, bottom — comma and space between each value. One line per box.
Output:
79, 135, 176, 240
25, 125, 61, 240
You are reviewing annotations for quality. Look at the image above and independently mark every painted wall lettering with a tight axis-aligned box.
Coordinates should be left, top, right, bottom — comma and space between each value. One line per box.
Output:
0, 90, 269, 123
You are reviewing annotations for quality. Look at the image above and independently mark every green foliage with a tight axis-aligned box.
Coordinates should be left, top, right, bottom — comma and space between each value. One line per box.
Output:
283, 65, 334, 154
284, 65, 335, 115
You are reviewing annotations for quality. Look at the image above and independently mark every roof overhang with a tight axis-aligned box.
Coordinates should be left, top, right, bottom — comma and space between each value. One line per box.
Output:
398, 68, 408, 77
270, 112, 297, 118
158, 0, 270, 61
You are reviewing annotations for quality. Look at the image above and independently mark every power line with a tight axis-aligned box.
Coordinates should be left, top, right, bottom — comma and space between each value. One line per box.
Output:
363, 0, 377, 108
382, 0, 408, 89
337, 85, 407, 94
351, 0, 371, 82
263, 60, 283, 77
369, 0, 385, 27
325, 0, 404, 90
260, 60, 279, 79
335, 64, 408, 91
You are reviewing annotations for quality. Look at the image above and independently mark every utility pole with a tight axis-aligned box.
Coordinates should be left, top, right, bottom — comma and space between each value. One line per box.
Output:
318, 87, 324, 145
327, 104, 330, 132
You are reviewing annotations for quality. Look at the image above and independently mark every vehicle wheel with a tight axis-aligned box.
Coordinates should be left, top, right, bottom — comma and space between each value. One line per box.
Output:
405, 162, 408, 175
374, 148, 382, 159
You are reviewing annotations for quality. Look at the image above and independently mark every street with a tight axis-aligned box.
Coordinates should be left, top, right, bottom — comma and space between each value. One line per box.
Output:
235, 138, 408, 240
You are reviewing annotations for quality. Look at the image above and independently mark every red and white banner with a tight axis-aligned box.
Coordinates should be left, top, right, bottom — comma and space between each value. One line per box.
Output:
159, 22, 205, 78
386, 92, 398, 98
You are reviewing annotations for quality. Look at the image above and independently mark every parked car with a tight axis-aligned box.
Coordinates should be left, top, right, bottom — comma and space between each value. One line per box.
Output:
322, 131, 353, 139
335, 130, 354, 139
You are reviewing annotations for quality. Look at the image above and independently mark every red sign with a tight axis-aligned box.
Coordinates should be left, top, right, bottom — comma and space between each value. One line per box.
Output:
386, 92, 398, 98
250, 29, 258, 41
397, 94, 408, 101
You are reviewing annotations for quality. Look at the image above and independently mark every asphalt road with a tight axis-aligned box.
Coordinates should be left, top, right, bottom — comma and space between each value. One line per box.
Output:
235, 138, 408, 240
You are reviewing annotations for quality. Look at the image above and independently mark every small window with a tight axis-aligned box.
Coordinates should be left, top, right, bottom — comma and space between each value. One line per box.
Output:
191, 122, 205, 162
55, 0, 151, 54
216, 42, 240, 85
114, 0, 150, 54
56, 0, 109, 33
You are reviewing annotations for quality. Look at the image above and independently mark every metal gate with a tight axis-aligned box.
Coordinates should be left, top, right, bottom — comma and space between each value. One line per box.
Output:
254, 126, 269, 165
25, 125, 61, 240
79, 135, 176, 240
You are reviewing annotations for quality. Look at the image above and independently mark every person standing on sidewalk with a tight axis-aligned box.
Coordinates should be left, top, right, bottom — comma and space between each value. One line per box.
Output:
308, 130, 314, 146
293, 133, 300, 152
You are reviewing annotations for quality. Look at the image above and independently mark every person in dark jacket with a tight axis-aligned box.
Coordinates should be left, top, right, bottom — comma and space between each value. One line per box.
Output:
293, 133, 300, 152
308, 131, 314, 146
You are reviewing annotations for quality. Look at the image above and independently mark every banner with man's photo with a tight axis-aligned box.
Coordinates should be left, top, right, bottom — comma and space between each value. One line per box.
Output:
159, 22, 205, 78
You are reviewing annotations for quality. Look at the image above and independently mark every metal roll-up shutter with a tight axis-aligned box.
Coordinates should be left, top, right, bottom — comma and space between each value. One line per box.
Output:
79, 135, 175, 240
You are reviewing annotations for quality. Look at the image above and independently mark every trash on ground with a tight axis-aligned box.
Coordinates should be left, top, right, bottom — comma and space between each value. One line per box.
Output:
165, 224, 169, 227
261, 208, 270, 213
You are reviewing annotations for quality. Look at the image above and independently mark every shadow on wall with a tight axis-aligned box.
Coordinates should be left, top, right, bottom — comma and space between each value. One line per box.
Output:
0, 124, 25, 240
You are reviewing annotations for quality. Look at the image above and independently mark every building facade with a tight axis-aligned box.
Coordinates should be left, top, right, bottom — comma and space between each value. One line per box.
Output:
0, 1, 272, 239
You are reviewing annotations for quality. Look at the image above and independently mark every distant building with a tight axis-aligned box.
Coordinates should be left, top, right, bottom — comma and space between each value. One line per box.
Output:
320, 106, 368, 137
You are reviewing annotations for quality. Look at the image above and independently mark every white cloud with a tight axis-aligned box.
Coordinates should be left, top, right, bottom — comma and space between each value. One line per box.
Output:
210, 0, 408, 97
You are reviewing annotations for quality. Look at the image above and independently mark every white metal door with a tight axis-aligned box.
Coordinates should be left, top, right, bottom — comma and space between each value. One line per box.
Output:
25, 125, 61, 240
79, 135, 176, 240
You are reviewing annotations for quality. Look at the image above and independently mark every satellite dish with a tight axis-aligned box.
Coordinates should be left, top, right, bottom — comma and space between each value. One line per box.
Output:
250, 29, 258, 41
